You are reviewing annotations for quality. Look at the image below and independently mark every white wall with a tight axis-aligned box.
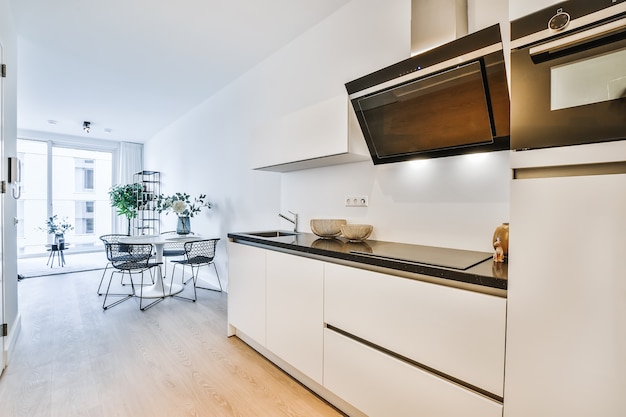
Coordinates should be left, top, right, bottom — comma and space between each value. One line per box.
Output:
144, 0, 512, 290
145, 0, 412, 288
1, 0, 20, 363
283, 151, 510, 252
509, 0, 562, 20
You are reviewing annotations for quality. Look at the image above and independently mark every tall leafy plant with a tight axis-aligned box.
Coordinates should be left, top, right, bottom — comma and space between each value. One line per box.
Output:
108, 183, 143, 235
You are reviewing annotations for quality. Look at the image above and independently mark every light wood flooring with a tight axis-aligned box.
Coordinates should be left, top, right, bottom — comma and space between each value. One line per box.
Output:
0, 269, 344, 417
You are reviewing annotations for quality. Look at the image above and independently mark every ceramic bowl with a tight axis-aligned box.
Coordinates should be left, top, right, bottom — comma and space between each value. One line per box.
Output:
310, 219, 347, 238
340, 224, 373, 242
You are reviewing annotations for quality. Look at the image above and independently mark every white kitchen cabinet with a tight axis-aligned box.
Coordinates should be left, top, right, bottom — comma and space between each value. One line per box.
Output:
324, 329, 503, 417
324, 262, 507, 397
250, 94, 369, 172
505, 167, 626, 417
226, 242, 266, 345
265, 251, 324, 384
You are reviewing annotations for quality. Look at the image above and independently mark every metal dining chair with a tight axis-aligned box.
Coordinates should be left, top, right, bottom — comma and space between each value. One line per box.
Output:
170, 238, 221, 302
160, 230, 194, 278
102, 242, 164, 311
97, 234, 129, 295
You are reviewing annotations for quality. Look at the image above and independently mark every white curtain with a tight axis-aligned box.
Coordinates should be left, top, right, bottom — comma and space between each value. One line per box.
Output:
114, 142, 143, 234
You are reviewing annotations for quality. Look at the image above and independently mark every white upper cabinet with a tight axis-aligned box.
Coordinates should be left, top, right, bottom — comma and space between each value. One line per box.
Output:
250, 94, 370, 172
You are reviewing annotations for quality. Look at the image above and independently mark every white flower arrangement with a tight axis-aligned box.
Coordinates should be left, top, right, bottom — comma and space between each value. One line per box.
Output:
39, 215, 74, 235
171, 200, 187, 215
154, 192, 211, 218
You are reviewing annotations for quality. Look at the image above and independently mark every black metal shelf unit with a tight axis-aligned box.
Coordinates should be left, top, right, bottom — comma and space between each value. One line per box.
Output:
133, 170, 160, 235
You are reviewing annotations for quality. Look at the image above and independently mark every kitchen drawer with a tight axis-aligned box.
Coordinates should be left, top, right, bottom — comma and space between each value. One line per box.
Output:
324, 262, 506, 397
323, 329, 503, 417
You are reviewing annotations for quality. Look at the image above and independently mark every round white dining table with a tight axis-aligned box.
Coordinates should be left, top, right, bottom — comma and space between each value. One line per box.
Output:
118, 234, 202, 298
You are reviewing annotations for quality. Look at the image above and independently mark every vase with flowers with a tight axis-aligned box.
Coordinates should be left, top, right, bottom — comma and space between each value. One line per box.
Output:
154, 192, 212, 235
39, 215, 74, 245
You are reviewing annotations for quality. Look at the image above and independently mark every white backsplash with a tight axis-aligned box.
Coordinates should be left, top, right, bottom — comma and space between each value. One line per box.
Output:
281, 150, 510, 252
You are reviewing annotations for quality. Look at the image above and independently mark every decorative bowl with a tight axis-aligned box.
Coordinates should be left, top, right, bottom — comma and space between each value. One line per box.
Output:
310, 219, 347, 238
340, 224, 373, 242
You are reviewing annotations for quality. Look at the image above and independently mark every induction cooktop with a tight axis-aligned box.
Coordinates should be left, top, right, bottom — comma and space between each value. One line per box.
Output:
350, 242, 492, 271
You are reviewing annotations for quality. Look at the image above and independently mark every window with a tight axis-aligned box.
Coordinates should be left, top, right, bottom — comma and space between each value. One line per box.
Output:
17, 138, 113, 256
75, 159, 95, 191
75, 200, 95, 234
83, 168, 94, 190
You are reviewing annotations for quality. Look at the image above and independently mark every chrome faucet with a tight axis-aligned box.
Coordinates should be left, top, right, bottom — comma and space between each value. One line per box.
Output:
278, 210, 298, 232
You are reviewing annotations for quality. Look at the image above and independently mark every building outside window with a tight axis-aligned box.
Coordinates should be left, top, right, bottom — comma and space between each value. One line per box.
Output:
75, 159, 95, 191
75, 200, 95, 234
17, 139, 113, 256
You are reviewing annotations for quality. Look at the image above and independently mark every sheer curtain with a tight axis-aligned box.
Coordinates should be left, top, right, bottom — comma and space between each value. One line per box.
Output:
114, 142, 143, 234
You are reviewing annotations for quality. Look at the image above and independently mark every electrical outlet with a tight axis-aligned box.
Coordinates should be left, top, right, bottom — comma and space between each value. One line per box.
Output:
345, 196, 368, 207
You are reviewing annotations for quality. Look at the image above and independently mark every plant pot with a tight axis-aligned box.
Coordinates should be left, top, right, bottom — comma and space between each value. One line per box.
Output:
177, 216, 191, 235
54, 233, 65, 245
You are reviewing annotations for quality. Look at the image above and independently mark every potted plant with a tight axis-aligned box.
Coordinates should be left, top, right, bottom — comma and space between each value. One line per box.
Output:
40, 215, 74, 244
108, 183, 143, 235
154, 192, 211, 235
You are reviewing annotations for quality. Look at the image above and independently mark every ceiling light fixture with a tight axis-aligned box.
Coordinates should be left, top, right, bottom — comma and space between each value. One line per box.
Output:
83, 121, 91, 133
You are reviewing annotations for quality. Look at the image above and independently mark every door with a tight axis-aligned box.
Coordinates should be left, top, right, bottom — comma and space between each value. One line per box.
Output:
0, 42, 5, 376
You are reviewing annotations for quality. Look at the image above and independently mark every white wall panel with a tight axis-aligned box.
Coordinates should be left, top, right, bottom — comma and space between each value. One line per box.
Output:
509, 0, 563, 21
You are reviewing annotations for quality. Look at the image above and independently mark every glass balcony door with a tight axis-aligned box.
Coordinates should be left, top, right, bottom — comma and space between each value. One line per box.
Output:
17, 139, 113, 257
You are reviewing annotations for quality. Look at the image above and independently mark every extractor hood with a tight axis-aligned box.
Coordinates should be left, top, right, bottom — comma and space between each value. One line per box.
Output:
345, 24, 510, 165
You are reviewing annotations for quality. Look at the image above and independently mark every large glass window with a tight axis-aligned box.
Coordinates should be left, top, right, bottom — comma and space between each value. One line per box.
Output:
16, 140, 48, 255
17, 139, 113, 256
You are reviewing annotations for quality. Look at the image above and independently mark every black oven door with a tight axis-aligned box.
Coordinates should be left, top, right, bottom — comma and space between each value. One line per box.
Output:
511, 18, 626, 150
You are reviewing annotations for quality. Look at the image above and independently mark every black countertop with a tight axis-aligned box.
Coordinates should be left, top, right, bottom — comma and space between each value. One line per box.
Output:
228, 231, 508, 293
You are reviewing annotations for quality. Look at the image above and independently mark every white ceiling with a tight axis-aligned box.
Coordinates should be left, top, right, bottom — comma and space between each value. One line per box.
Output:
10, 0, 350, 142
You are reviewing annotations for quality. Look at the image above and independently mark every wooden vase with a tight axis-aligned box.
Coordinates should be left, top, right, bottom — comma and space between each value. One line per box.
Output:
492, 222, 509, 258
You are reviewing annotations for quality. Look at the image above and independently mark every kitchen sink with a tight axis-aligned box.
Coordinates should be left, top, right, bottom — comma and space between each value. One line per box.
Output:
246, 231, 298, 238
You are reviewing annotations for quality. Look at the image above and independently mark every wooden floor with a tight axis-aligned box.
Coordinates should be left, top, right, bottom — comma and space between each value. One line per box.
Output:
0, 269, 344, 417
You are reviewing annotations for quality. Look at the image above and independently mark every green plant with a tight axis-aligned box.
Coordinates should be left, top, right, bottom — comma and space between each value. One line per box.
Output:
39, 215, 74, 235
154, 192, 211, 218
108, 183, 143, 235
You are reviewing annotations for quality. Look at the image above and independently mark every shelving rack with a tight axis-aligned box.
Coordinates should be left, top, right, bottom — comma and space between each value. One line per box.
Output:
133, 170, 160, 235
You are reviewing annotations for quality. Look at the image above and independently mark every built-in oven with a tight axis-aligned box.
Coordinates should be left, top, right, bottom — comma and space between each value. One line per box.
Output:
510, 0, 626, 150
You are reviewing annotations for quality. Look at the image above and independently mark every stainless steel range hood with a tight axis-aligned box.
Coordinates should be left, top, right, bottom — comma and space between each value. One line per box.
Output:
345, 24, 510, 165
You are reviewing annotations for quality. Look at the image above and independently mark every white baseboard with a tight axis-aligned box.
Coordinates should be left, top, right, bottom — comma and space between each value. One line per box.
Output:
3, 312, 22, 367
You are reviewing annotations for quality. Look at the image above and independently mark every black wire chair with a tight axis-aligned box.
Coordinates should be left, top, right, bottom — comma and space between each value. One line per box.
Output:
161, 230, 194, 278
97, 234, 129, 295
102, 242, 164, 311
170, 238, 221, 302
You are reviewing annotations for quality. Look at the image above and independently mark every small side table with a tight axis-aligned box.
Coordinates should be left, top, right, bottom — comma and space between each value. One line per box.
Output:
47, 243, 69, 267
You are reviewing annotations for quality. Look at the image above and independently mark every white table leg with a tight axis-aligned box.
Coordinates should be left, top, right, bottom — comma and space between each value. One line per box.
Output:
139, 243, 184, 298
